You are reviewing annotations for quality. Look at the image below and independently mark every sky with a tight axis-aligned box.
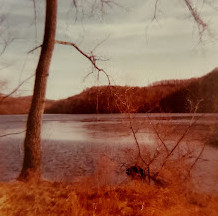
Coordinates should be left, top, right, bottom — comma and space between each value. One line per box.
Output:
0, 0, 218, 99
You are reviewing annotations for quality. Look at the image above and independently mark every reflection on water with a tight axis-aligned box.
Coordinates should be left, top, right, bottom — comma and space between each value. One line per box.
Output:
0, 114, 218, 192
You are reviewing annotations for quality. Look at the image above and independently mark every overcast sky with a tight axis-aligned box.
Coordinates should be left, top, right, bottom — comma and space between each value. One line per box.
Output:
0, 0, 218, 99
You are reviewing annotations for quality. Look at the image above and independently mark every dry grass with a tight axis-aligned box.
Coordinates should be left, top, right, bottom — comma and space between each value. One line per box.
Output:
0, 178, 217, 216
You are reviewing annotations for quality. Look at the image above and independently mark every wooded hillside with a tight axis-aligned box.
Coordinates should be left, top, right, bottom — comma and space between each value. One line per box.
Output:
1, 68, 217, 114
45, 68, 218, 113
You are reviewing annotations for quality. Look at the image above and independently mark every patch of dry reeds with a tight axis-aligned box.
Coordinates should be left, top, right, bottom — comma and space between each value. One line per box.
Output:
0, 176, 217, 216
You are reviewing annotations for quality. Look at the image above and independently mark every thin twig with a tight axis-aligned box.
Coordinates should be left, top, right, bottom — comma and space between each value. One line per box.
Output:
0, 130, 26, 138
0, 38, 7, 56
28, 44, 42, 54
0, 74, 34, 104
184, 0, 208, 39
184, 141, 206, 180
129, 119, 148, 167
32, 0, 38, 41
152, 0, 160, 21
146, 113, 169, 154
155, 114, 203, 177
92, 34, 110, 53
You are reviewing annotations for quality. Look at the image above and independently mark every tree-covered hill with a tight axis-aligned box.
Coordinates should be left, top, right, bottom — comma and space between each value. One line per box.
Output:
157, 68, 218, 113
1, 68, 217, 114
45, 68, 218, 114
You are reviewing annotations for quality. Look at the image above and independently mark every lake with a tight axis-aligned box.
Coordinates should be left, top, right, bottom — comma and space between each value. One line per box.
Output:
0, 114, 218, 193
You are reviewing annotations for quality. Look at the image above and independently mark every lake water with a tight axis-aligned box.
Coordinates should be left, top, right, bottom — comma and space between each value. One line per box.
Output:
0, 114, 218, 193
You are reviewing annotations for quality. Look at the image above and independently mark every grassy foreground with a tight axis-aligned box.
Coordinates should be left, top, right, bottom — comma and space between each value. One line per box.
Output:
0, 178, 217, 216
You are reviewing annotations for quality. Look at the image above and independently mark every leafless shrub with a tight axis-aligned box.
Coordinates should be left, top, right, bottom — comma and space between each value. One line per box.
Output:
107, 89, 208, 187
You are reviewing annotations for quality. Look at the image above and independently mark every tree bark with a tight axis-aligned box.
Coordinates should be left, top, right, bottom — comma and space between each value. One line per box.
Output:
18, 0, 57, 181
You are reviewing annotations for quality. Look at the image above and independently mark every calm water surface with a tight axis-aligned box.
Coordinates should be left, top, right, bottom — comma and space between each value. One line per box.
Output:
0, 114, 217, 193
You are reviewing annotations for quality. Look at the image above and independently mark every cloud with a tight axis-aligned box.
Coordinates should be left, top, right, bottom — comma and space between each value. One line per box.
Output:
1, 0, 218, 99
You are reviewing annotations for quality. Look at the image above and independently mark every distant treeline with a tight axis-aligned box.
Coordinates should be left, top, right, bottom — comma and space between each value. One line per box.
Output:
149, 77, 197, 87
157, 69, 218, 113
0, 95, 53, 114
0, 95, 32, 114
45, 84, 181, 114
1, 68, 217, 114
45, 68, 218, 114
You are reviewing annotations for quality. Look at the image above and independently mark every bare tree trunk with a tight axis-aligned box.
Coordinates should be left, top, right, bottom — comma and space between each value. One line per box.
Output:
18, 0, 57, 181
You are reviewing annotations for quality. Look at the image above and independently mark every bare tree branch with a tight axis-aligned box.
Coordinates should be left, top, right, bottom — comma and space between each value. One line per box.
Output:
32, 0, 38, 42
0, 130, 26, 138
146, 113, 169, 154
185, 141, 206, 180
128, 116, 148, 167
152, 0, 160, 21
28, 44, 42, 54
184, 0, 208, 39
55, 40, 111, 84
92, 34, 111, 53
128, 114, 153, 183
0, 74, 34, 104
145, 0, 211, 42
154, 114, 203, 177
0, 38, 7, 56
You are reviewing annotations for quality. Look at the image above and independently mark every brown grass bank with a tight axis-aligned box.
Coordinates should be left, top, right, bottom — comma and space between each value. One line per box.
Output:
0, 178, 217, 216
